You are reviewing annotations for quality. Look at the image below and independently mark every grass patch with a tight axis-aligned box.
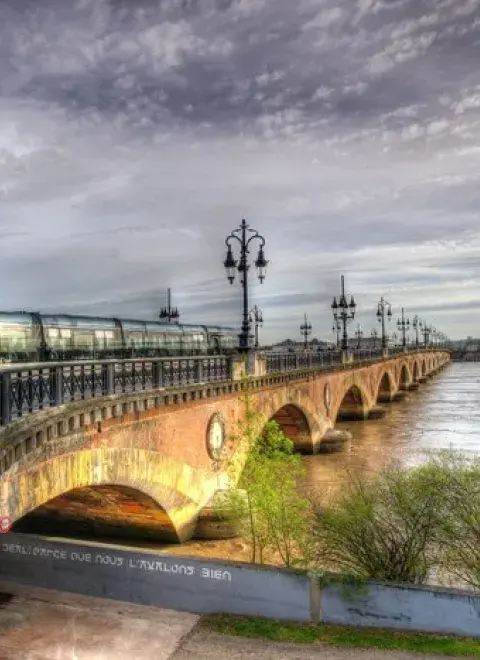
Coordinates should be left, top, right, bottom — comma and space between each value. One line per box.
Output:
203, 614, 480, 656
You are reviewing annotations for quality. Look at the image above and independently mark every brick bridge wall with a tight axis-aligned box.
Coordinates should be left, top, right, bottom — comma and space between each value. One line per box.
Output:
0, 350, 450, 542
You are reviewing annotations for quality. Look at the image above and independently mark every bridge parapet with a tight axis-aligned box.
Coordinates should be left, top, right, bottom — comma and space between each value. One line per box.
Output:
0, 348, 450, 479
0, 356, 231, 426
0, 348, 450, 428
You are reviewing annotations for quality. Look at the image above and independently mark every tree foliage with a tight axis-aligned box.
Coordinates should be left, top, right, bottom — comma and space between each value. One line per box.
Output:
217, 382, 313, 568
313, 461, 450, 585
428, 452, 480, 589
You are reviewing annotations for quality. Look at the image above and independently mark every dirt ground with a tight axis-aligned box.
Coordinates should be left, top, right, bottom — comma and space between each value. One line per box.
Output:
0, 581, 454, 660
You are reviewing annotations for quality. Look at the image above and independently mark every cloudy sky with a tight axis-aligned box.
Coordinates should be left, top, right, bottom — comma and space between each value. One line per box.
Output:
1, 0, 480, 342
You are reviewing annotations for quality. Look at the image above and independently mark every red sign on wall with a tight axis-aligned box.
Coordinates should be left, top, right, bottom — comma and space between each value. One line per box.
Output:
0, 516, 11, 534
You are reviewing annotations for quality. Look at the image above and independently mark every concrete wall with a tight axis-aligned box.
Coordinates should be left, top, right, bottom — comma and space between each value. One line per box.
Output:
2, 532, 479, 638
322, 582, 480, 638
0, 533, 312, 622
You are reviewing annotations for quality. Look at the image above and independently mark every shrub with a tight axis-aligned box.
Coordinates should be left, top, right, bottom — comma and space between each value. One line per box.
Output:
431, 452, 480, 589
314, 461, 450, 585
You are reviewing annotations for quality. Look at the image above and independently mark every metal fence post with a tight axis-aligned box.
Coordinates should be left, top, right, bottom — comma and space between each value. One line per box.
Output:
103, 363, 115, 395
195, 358, 203, 383
51, 366, 64, 407
0, 372, 11, 425
152, 360, 164, 389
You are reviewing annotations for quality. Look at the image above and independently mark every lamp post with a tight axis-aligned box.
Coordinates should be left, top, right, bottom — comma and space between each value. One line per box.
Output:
159, 288, 180, 324
422, 322, 431, 347
371, 327, 378, 349
397, 307, 410, 349
332, 320, 341, 348
376, 297, 392, 349
331, 275, 356, 351
300, 313, 312, 350
412, 315, 422, 347
354, 324, 363, 349
249, 305, 263, 348
224, 219, 268, 353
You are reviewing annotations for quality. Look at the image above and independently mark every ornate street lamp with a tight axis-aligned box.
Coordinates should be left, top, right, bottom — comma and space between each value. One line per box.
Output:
249, 305, 263, 348
224, 219, 268, 353
371, 327, 379, 349
159, 288, 180, 324
331, 275, 356, 351
376, 297, 392, 349
300, 313, 312, 350
412, 315, 422, 346
422, 322, 431, 347
332, 319, 341, 348
397, 307, 410, 348
354, 324, 363, 349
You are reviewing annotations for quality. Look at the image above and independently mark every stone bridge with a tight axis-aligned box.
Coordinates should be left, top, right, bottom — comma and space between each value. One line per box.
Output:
0, 349, 450, 543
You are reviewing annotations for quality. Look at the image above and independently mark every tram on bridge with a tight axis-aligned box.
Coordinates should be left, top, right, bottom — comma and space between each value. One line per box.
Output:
0, 311, 238, 363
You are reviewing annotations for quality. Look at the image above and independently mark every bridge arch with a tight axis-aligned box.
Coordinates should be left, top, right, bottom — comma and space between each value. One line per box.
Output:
421, 359, 426, 376
269, 404, 313, 454
335, 384, 368, 421
262, 388, 325, 453
376, 371, 395, 403
0, 448, 207, 542
12, 483, 179, 543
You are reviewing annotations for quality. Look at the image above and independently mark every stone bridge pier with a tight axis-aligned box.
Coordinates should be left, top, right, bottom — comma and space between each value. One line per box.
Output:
0, 350, 450, 544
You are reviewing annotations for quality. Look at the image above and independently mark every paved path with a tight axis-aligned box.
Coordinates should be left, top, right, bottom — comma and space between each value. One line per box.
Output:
0, 581, 199, 660
0, 582, 453, 660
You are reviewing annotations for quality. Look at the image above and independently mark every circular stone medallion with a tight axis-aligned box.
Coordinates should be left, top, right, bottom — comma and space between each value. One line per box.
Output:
206, 413, 226, 460
324, 382, 332, 415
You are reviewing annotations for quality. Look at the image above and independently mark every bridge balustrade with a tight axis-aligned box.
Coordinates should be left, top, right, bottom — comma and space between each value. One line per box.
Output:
0, 346, 447, 426
265, 348, 390, 373
0, 356, 231, 425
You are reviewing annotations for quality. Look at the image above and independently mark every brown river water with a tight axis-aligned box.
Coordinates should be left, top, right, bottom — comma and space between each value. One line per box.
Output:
157, 361, 480, 562
36, 362, 480, 564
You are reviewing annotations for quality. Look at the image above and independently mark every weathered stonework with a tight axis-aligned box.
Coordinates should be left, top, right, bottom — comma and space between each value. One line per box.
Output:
0, 350, 450, 543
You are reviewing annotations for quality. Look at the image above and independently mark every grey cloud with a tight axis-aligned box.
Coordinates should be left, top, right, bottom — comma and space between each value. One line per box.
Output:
0, 0, 480, 341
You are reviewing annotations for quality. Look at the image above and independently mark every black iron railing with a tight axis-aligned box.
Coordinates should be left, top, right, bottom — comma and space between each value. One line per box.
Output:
0, 356, 231, 425
0, 347, 447, 426
264, 346, 438, 374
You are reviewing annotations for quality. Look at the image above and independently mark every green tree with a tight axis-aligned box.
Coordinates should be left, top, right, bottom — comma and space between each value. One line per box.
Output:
217, 384, 313, 568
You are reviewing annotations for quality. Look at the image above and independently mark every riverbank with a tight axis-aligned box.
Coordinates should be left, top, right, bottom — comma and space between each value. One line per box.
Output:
201, 614, 480, 657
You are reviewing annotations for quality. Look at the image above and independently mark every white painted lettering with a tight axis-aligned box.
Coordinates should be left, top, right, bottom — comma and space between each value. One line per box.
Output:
95, 554, 123, 567
30, 546, 66, 560
201, 567, 232, 581
1, 541, 229, 582
70, 552, 92, 563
